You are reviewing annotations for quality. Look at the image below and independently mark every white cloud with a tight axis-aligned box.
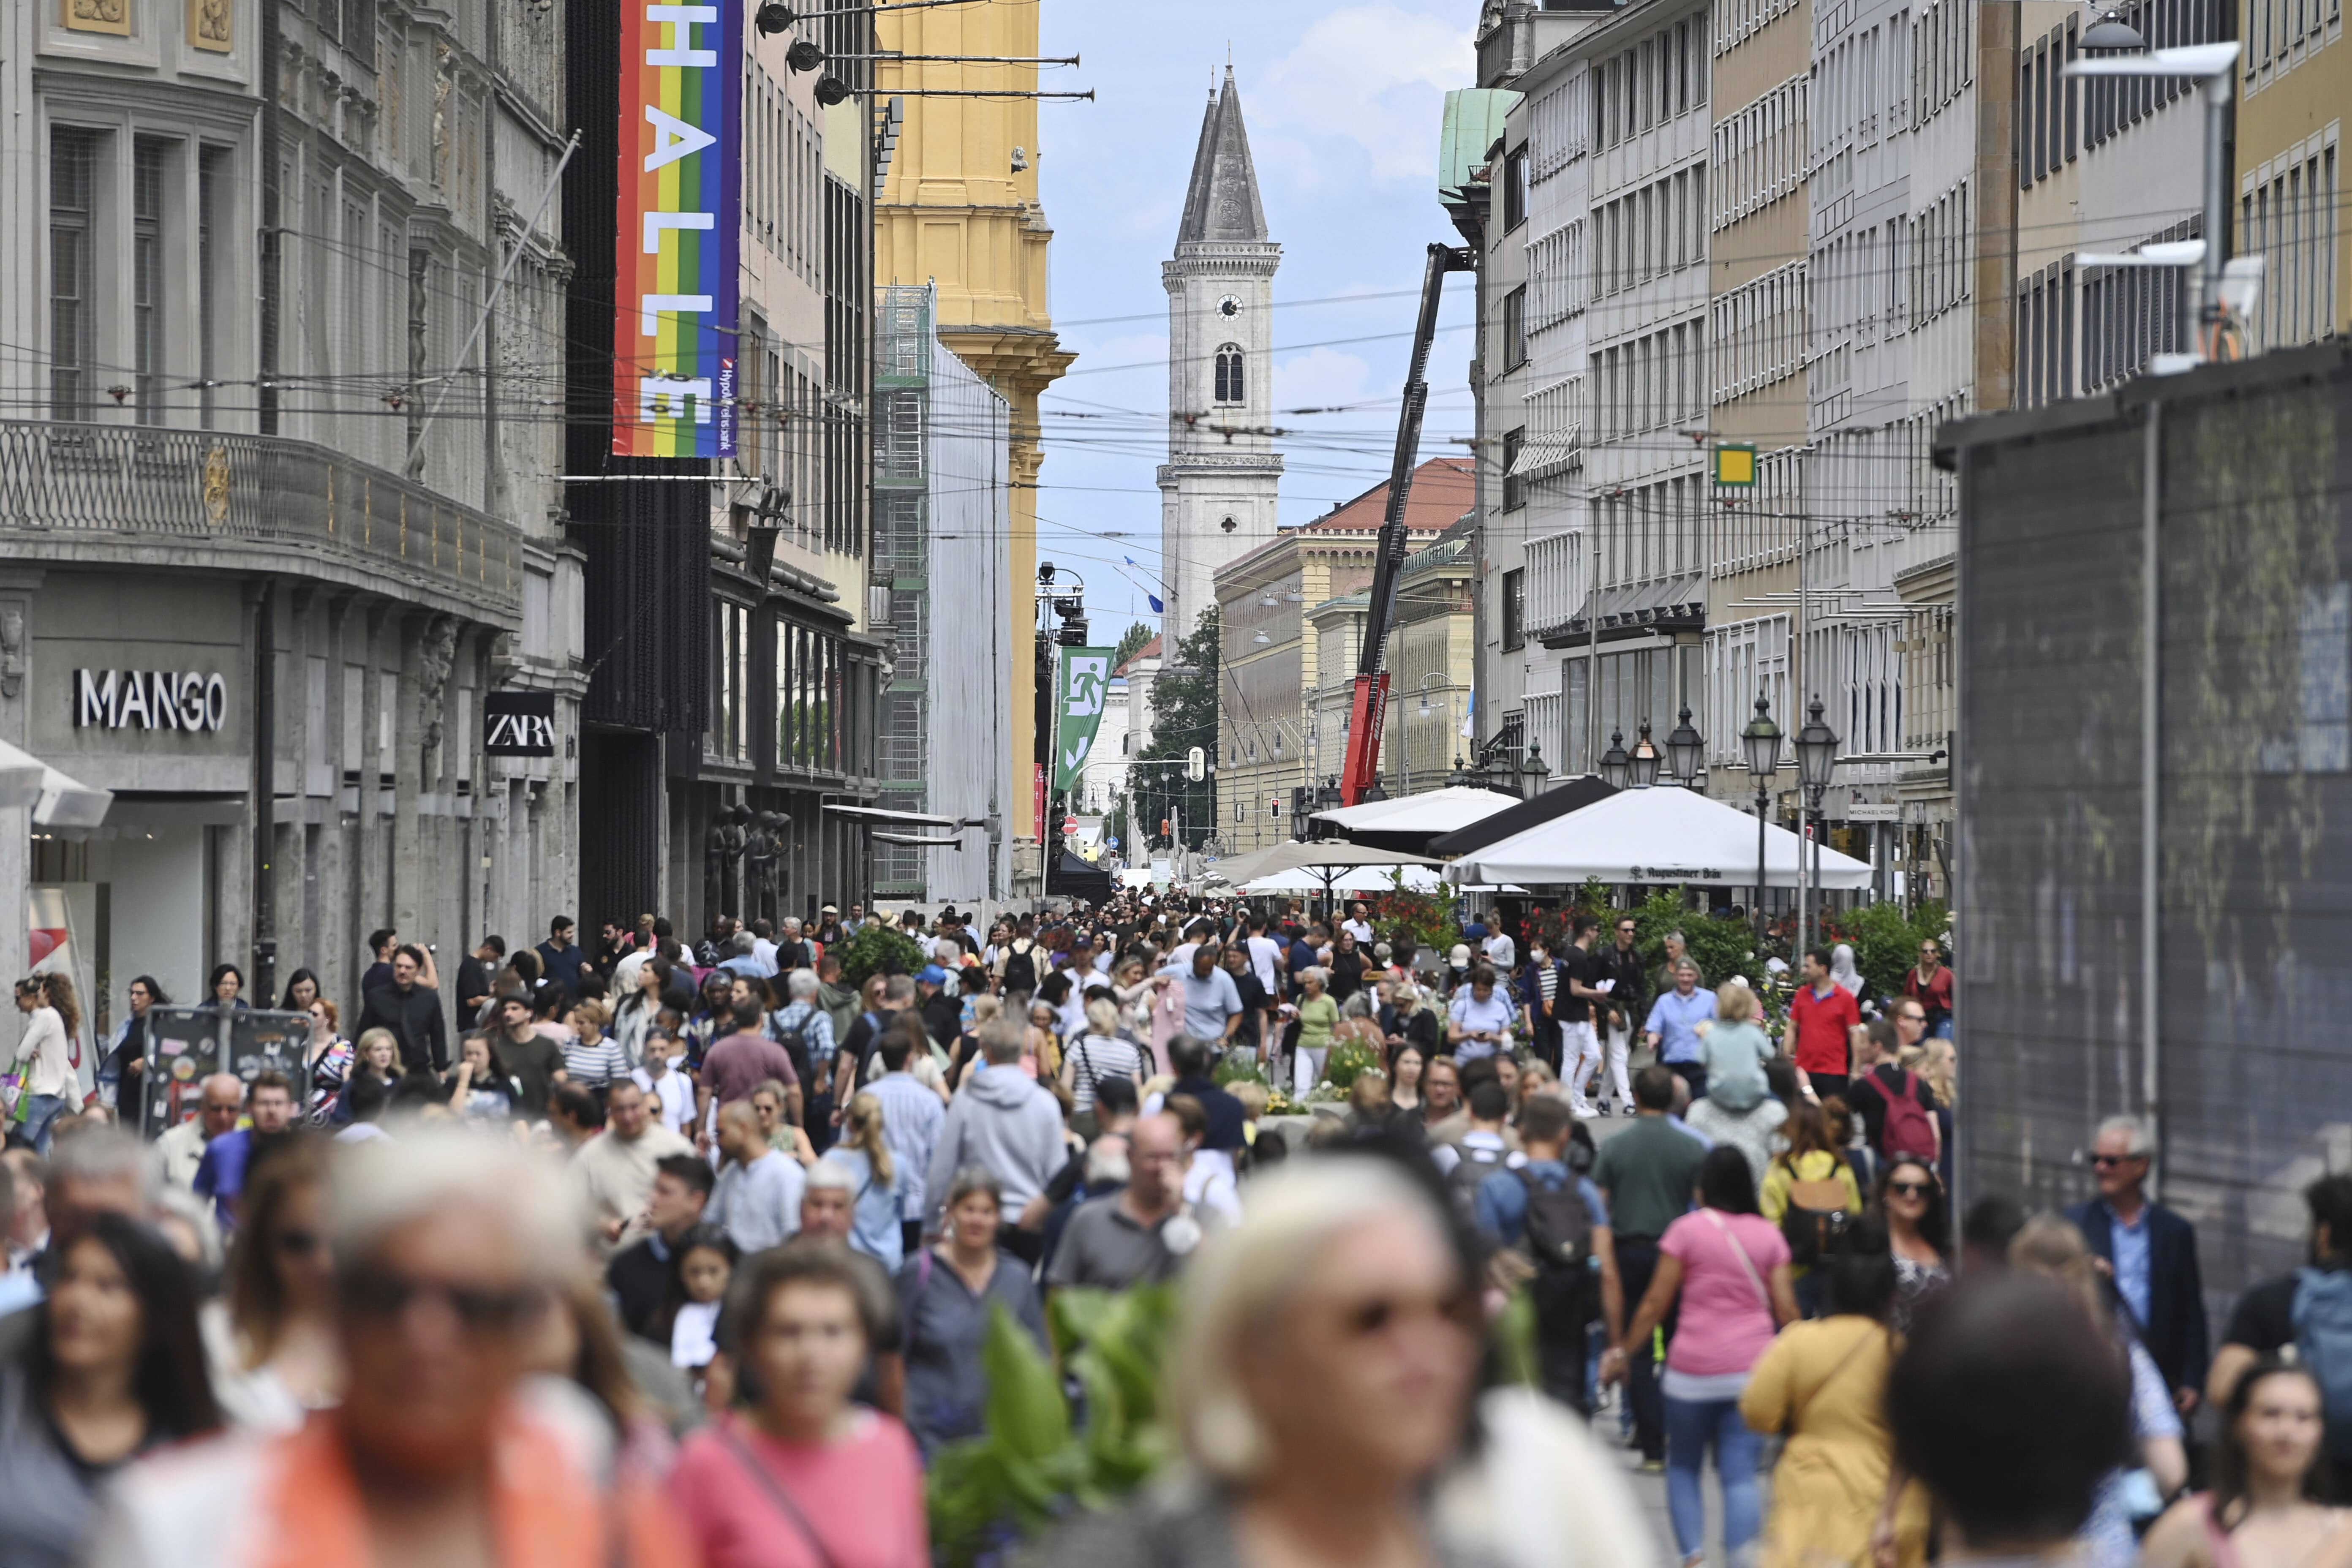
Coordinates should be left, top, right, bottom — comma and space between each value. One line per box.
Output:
1258, 5, 1476, 185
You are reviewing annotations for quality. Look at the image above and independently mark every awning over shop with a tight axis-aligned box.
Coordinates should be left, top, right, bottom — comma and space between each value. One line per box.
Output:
825, 803, 966, 828
0, 739, 112, 828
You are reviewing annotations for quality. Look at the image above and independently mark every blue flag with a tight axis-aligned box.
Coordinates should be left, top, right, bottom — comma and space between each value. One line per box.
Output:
1148, 594, 1164, 613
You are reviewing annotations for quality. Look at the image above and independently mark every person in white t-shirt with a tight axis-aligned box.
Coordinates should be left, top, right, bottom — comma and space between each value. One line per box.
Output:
1243, 914, 1284, 996
1341, 902, 1375, 946
630, 1030, 697, 1136
1483, 927, 1518, 971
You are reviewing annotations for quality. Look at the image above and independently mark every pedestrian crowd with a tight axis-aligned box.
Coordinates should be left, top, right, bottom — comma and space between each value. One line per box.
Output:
0, 894, 2341, 1568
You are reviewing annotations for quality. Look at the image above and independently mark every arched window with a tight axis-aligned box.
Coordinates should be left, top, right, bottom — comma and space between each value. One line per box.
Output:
1214, 343, 1245, 404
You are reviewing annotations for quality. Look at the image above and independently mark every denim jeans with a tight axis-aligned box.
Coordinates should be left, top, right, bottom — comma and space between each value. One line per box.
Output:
1664, 1392, 1763, 1561
19, 1094, 68, 1155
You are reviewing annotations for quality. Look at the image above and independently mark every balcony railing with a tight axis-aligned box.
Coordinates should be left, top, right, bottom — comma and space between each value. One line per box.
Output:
0, 420, 523, 617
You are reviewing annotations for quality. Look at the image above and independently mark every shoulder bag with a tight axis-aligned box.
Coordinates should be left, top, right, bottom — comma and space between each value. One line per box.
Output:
718, 1421, 844, 1568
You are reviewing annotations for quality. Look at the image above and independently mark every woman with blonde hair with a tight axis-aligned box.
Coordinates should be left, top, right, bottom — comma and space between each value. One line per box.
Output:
827, 1092, 915, 1271
947, 992, 1002, 1090
212, 1135, 338, 1430
2008, 1212, 2186, 1568
1687, 978, 1787, 1181
1062, 995, 1145, 1115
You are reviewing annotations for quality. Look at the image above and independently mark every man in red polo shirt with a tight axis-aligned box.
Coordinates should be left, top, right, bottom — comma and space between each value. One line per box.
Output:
1788, 946, 1862, 1102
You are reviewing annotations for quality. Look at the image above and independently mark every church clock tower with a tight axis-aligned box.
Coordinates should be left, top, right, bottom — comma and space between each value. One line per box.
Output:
1159, 68, 1282, 645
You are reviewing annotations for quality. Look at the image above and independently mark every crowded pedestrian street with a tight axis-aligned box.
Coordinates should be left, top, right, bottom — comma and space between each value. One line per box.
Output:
2, 895, 2341, 1568
7, 0, 2352, 1563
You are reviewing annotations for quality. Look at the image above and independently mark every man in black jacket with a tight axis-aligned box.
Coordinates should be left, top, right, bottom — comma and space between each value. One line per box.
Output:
916, 966, 962, 1052
606, 1153, 714, 1339
354, 945, 448, 1075
2066, 1113, 2208, 1413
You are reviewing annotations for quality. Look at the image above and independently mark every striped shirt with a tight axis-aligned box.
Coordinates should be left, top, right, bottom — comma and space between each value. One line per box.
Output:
1063, 1034, 1147, 1111
562, 1034, 629, 1088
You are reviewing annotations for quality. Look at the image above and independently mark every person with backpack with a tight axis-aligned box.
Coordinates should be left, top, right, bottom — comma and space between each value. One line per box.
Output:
2209, 1173, 2352, 1497
1475, 1095, 1619, 1415
1761, 1099, 1865, 1319
1604, 1145, 1799, 1568
1843, 1018, 1944, 1166
994, 925, 1041, 1002
1434, 1076, 1520, 1195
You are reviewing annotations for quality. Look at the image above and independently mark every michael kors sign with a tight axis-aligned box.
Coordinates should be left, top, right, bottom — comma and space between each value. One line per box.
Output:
75, 670, 229, 732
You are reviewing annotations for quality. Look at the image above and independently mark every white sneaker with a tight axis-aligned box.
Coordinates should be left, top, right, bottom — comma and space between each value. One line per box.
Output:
1572, 1102, 1600, 1119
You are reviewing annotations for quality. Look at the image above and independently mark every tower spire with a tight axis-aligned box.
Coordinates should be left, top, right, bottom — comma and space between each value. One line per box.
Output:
1176, 66, 1269, 245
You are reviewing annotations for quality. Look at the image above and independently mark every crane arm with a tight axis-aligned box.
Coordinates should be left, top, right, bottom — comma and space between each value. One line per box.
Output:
1338, 242, 1474, 807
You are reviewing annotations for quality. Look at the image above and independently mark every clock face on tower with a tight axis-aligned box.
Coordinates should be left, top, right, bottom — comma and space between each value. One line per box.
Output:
1217, 294, 1242, 319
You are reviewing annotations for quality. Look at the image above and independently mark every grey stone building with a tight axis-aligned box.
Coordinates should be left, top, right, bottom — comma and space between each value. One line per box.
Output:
0, 0, 581, 1056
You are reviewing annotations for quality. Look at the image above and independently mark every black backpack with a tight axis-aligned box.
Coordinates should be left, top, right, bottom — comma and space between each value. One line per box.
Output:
1517, 1168, 1595, 1275
1002, 941, 1037, 996
1444, 1142, 1512, 1221
765, 1010, 814, 1089
1778, 1161, 1856, 1269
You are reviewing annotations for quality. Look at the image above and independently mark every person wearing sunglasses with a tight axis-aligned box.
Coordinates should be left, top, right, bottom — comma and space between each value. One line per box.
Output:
1876, 1157, 1951, 1331
93, 1132, 683, 1568
211, 1136, 336, 1432
2065, 1115, 2208, 1418
1039, 1157, 1555, 1568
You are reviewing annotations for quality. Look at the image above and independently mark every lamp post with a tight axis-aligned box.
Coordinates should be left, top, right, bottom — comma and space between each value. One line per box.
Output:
1741, 693, 1781, 944
1664, 706, 1705, 789
1628, 721, 1663, 789
1793, 694, 1841, 955
1599, 729, 1631, 791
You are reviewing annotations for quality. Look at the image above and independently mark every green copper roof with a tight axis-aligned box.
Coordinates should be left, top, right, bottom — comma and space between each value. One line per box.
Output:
1439, 88, 1521, 207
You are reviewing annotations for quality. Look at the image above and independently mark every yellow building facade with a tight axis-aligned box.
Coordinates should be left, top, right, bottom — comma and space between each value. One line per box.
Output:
2236, 0, 2346, 350
875, 2, 1075, 847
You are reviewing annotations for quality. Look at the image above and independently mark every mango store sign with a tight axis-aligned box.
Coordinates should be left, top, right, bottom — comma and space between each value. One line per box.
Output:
75, 669, 229, 732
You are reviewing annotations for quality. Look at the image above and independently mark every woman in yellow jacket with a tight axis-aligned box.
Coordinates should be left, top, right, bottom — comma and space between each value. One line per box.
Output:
1740, 1217, 1931, 1568
1760, 1099, 1865, 1319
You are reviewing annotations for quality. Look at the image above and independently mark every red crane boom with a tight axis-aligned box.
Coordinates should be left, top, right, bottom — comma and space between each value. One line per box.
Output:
1339, 242, 1474, 806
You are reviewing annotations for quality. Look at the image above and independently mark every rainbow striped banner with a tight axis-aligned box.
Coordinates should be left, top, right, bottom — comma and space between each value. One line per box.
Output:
613, 0, 741, 459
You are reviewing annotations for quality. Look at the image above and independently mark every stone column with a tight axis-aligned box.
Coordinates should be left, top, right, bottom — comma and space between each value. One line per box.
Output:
0, 570, 46, 1061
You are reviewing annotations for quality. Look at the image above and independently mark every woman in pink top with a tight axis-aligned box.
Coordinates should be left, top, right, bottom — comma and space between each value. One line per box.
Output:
668, 1242, 929, 1568
1604, 1144, 1799, 1568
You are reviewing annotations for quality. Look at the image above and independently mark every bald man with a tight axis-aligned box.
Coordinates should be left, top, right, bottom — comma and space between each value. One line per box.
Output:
153, 1073, 244, 1192
705, 1100, 804, 1254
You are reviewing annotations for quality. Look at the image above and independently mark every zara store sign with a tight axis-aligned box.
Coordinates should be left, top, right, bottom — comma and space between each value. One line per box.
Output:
74, 669, 230, 733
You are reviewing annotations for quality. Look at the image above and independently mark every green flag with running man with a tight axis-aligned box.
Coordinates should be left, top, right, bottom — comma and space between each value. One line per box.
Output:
1054, 647, 1115, 793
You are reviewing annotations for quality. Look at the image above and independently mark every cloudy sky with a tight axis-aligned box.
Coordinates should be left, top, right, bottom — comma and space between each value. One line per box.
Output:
1031, 1, 1481, 654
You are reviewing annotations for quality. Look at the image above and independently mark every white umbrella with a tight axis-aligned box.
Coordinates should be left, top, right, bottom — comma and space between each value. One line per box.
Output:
1308, 785, 1517, 837
1240, 864, 1452, 895
1447, 784, 1873, 890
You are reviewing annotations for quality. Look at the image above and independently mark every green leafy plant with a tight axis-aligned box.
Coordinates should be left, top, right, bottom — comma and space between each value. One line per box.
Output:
1214, 1053, 1270, 1089
837, 922, 927, 988
1625, 890, 1762, 991
926, 1287, 1178, 1566
1836, 899, 1951, 1006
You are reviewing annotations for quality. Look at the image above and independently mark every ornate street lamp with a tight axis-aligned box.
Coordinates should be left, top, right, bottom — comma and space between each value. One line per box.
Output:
1599, 729, 1631, 791
1793, 694, 1841, 954
1742, 693, 1782, 944
1628, 721, 1663, 789
1520, 740, 1549, 800
1664, 706, 1705, 787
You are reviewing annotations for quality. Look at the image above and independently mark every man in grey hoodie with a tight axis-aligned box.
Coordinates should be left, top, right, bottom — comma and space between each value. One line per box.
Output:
923, 1018, 1068, 1264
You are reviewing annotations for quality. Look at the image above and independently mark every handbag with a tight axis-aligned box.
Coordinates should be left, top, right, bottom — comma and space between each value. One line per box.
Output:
718, 1422, 843, 1568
